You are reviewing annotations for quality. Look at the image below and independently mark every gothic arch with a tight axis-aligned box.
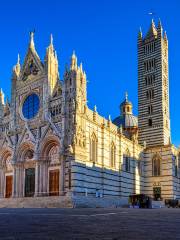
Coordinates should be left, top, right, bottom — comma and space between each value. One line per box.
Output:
0, 148, 13, 171
16, 142, 34, 162
90, 132, 98, 163
152, 153, 161, 176
40, 135, 60, 163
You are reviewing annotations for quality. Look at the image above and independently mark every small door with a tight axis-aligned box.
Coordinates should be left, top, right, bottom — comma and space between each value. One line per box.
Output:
5, 175, 13, 198
49, 169, 59, 196
153, 187, 161, 200
25, 168, 35, 197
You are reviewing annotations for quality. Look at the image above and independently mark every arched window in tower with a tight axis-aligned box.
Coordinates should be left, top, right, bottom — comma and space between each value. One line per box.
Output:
124, 149, 130, 172
90, 133, 97, 163
148, 118, 152, 126
110, 142, 116, 168
152, 155, 161, 176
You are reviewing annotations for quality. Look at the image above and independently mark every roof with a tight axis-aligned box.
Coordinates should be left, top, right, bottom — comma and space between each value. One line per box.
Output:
113, 114, 138, 128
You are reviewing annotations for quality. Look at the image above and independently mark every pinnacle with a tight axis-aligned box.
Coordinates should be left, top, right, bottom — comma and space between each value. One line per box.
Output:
17, 54, 20, 65
50, 34, 53, 45
29, 31, 35, 49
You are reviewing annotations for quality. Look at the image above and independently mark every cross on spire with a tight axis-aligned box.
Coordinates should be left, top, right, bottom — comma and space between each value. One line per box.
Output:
125, 91, 128, 101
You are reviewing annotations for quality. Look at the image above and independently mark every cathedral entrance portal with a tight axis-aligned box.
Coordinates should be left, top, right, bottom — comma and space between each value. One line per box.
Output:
25, 168, 35, 197
5, 175, 13, 198
49, 169, 59, 196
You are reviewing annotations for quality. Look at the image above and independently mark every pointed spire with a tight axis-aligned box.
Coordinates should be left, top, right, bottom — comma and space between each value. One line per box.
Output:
72, 50, 76, 58
125, 91, 128, 101
80, 62, 83, 73
46, 34, 54, 56
0, 88, 5, 105
138, 27, 142, 39
13, 54, 21, 77
50, 33, 53, 46
0, 88, 4, 118
145, 19, 157, 38
164, 31, 168, 41
70, 50, 78, 70
29, 31, 35, 49
157, 18, 163, 37
94, 105, 97, 112
17, 53, 20, 65
158, 18, 162, 29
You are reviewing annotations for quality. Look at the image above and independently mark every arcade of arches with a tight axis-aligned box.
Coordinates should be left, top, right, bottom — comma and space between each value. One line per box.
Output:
0, 139, 63, 198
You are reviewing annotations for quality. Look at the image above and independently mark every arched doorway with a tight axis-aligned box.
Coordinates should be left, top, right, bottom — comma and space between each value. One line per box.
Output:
23, 150, 35, 197
48, 145, 60, 196
41, 137, 60, 196
17, 144, 35, 197
1, 150, 13, 198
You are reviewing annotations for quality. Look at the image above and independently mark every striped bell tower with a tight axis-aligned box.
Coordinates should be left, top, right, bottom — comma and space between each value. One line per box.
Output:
138, 19, 171, 147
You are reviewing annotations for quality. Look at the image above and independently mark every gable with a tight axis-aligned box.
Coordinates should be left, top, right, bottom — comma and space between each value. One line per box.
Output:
20, 48, 44, 82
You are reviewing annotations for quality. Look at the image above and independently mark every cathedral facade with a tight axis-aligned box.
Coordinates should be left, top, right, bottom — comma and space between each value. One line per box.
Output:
0, 20, 179, 207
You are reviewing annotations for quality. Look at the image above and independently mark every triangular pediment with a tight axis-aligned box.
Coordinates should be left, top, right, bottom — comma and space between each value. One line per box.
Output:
1, 133, 13, 149
40, 118, 61, 141
17, 123, 36, 147
20, 47, 44, 81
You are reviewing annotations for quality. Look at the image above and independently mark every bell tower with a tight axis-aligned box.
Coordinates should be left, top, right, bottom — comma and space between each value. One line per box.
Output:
138, 20, 170, 147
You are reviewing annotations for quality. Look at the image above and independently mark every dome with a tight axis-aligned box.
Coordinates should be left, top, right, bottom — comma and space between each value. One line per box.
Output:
113, 92, 138, 129
113, 114, 138, 129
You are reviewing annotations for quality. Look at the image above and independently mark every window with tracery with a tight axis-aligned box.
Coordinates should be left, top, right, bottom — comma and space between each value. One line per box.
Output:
90, 133, 97, 163
152, 155, 161, 176
48, 145, 59, 164
124, 150, 130, 172
110, 142, 116, 168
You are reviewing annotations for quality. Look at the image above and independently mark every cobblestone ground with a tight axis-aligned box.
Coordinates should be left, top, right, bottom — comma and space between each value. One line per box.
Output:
0, 208, 179, 240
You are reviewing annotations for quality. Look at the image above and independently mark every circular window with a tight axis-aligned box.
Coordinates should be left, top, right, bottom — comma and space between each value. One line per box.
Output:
22, 93, 40, 119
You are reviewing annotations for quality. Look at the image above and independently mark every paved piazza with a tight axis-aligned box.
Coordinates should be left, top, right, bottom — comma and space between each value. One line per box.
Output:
0, 208, 179, 239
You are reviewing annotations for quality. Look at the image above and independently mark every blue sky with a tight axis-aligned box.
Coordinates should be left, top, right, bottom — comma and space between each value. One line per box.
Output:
0, 0, 180, 146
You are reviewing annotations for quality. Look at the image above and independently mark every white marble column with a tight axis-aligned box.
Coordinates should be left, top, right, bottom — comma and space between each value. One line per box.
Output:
59, 155, 64, 195
39, 161, 48, 196
0, 168, 5, 198
35, 162, 40, 196
35, 161, 48, 196
12, 167, 17, 198
15, 165, 24, 197
42, 161, 48, 196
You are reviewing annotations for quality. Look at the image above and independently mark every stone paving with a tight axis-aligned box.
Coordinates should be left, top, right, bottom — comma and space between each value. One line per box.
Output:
0, 208, 179, 239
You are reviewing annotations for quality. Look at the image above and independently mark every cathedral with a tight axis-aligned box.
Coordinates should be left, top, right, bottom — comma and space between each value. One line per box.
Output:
0, 20, 179, 207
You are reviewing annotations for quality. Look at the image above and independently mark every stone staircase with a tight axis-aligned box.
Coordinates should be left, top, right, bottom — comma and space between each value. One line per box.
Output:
0, 195, 127, 208
0, 196, 73, 208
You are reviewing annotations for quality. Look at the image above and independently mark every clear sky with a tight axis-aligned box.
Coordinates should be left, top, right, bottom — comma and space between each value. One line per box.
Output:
0, 0, 180, 146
